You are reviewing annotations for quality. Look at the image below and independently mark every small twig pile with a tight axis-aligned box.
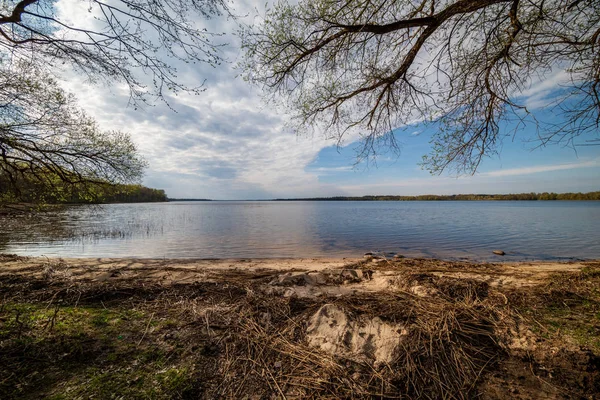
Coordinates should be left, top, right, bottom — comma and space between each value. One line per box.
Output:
205, 279, 508, 399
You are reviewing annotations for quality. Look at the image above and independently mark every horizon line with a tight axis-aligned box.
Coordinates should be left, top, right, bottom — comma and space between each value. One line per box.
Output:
166, 190, 600, 202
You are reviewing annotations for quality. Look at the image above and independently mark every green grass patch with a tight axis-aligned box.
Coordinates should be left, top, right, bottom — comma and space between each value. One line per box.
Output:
0, 301, 205, 399
519, 265, 600, 354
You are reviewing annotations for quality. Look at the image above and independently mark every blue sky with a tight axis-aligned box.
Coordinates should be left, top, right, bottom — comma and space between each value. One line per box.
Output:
54, 0, 600, 199
307, 108, 600, 196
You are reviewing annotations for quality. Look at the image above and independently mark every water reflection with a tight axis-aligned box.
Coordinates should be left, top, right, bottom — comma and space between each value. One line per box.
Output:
0, 201, 598, 260
0, 209, 80, 249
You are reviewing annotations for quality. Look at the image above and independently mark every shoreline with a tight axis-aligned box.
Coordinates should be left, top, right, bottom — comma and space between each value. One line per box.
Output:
1, 254, 596, 300
1, 254, 599, 398
1, 252, 595, 263
0, 254, 592, 283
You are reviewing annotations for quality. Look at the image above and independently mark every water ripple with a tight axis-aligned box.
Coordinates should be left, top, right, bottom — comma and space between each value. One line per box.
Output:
0, 201, 598, 261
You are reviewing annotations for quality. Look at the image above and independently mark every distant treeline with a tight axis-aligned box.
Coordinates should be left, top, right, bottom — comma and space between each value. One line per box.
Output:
0, 173, 167, 205
43, 183, 168, 204
97, 184, 168, 203
275, 192, 600, 201
1, 161, 169, 204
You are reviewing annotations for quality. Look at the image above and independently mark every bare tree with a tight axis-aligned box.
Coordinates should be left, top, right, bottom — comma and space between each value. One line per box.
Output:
0, 0, 230, 202
0, 0, 228, 103
0, 61, 146, 201
242, 0, 600, 174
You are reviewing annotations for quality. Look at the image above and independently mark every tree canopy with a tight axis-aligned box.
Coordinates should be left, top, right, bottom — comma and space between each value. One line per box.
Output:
0, 0, 230, 203
242, 0, 600, 174
0, 0, 228, 103
0, 61, 147, 202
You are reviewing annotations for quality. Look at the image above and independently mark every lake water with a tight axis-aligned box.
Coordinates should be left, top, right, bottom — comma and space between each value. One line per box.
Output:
0, 201, 598, 261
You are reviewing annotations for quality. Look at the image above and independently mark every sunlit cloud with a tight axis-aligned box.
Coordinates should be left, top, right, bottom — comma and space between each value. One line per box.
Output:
309, 166, 354, 173
47, 0, 599, 199
480, 160, 599, 177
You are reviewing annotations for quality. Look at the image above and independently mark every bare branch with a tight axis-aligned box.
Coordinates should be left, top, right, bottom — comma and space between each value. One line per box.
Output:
242, 0, 600, 174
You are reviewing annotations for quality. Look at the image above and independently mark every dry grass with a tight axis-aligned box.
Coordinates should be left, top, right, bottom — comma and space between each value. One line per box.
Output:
1, 258, 598, 399
184, 277, 507, 399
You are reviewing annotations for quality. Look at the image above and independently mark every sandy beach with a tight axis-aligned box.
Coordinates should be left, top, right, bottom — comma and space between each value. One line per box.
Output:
1, 254, 598, 398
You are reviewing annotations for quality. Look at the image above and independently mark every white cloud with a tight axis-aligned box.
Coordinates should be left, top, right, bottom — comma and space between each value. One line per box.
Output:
518, 68, 573, 110
47, 0, 597, 199
49, 0, 342, 199
309, 166, 354, 173
480, 160, 599, 177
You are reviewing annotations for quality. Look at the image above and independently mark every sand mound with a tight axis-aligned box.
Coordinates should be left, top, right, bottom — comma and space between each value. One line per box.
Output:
306, 304, 407, 366
269, 269, 366, 286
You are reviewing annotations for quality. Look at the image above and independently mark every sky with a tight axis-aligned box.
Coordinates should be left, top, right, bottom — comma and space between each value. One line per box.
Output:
55, 0, 600, 200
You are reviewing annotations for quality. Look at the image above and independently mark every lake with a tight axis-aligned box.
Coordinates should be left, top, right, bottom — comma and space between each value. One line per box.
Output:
0, 201, 598, 261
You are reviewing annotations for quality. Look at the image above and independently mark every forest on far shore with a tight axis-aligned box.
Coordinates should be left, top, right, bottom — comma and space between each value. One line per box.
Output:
276, 191, 600, 201
0, 178, 167, 205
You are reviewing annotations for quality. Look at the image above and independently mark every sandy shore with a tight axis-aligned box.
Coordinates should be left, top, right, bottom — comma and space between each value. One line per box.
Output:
1, 254, 599, 399
0, 254, 588, 286
0, 255, 591, 301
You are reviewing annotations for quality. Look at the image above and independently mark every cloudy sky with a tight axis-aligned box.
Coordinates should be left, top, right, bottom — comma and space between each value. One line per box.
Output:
57, 0, 600, 200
